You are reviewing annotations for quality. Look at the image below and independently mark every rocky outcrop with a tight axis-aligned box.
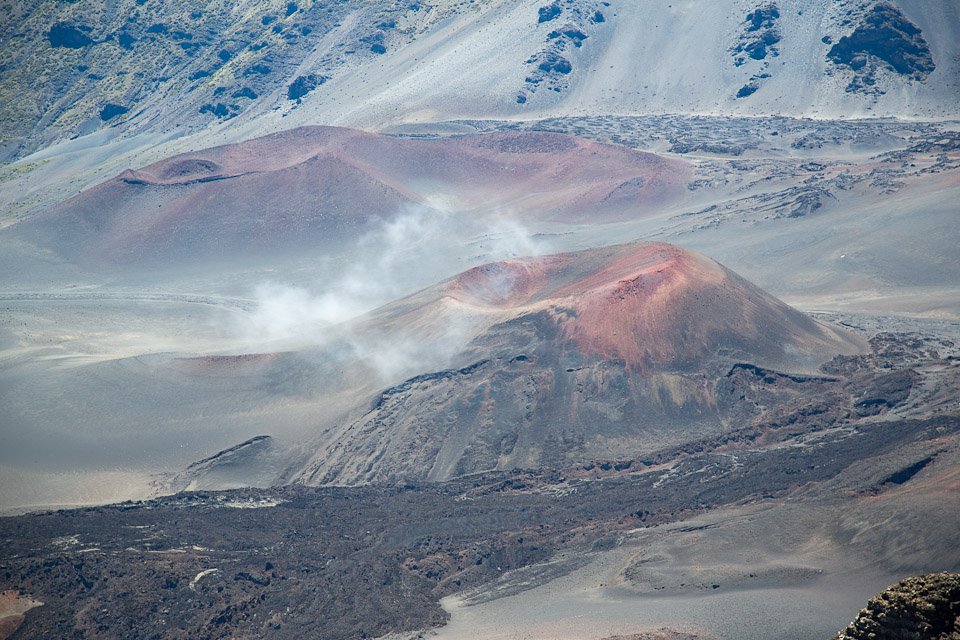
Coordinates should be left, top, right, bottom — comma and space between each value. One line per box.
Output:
286, 73, 327, 102
827, 3, 935, 95
730, 3, 781, 99
518, 0, 608, 104
732, 3, 781, 63
835, 573, 960, 640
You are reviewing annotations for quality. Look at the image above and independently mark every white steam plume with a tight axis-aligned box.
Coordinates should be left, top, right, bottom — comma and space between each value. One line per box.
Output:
235, 201, 549, 381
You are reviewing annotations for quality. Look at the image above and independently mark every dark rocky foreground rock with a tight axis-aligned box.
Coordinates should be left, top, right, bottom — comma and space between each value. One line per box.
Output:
835, 573, 960, 640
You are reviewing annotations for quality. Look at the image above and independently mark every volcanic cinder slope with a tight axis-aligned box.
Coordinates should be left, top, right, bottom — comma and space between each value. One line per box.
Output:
5, 126, 688, 277
290, 241, 863, 486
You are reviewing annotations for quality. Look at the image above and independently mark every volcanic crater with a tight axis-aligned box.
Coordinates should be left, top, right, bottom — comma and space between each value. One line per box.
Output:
443, 242, 859, 373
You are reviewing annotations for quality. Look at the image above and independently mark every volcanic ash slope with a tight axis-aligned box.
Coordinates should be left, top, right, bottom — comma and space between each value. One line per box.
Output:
295, 241, 864, 486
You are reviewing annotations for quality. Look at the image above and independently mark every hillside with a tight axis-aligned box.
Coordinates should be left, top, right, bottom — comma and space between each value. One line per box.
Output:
2, 0, 958, 162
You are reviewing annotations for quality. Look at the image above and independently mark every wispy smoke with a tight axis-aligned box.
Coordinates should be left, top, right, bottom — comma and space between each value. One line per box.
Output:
235, 202, 548, 381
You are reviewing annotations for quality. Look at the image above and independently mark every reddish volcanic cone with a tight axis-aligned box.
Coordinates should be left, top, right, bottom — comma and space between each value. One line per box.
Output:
11, 126, 689, 272
297, 242, 864, 486
444, 242, 857, 374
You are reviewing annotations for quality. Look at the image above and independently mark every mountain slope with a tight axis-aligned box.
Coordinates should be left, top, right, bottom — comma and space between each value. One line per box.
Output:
2, 0, 957, 161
